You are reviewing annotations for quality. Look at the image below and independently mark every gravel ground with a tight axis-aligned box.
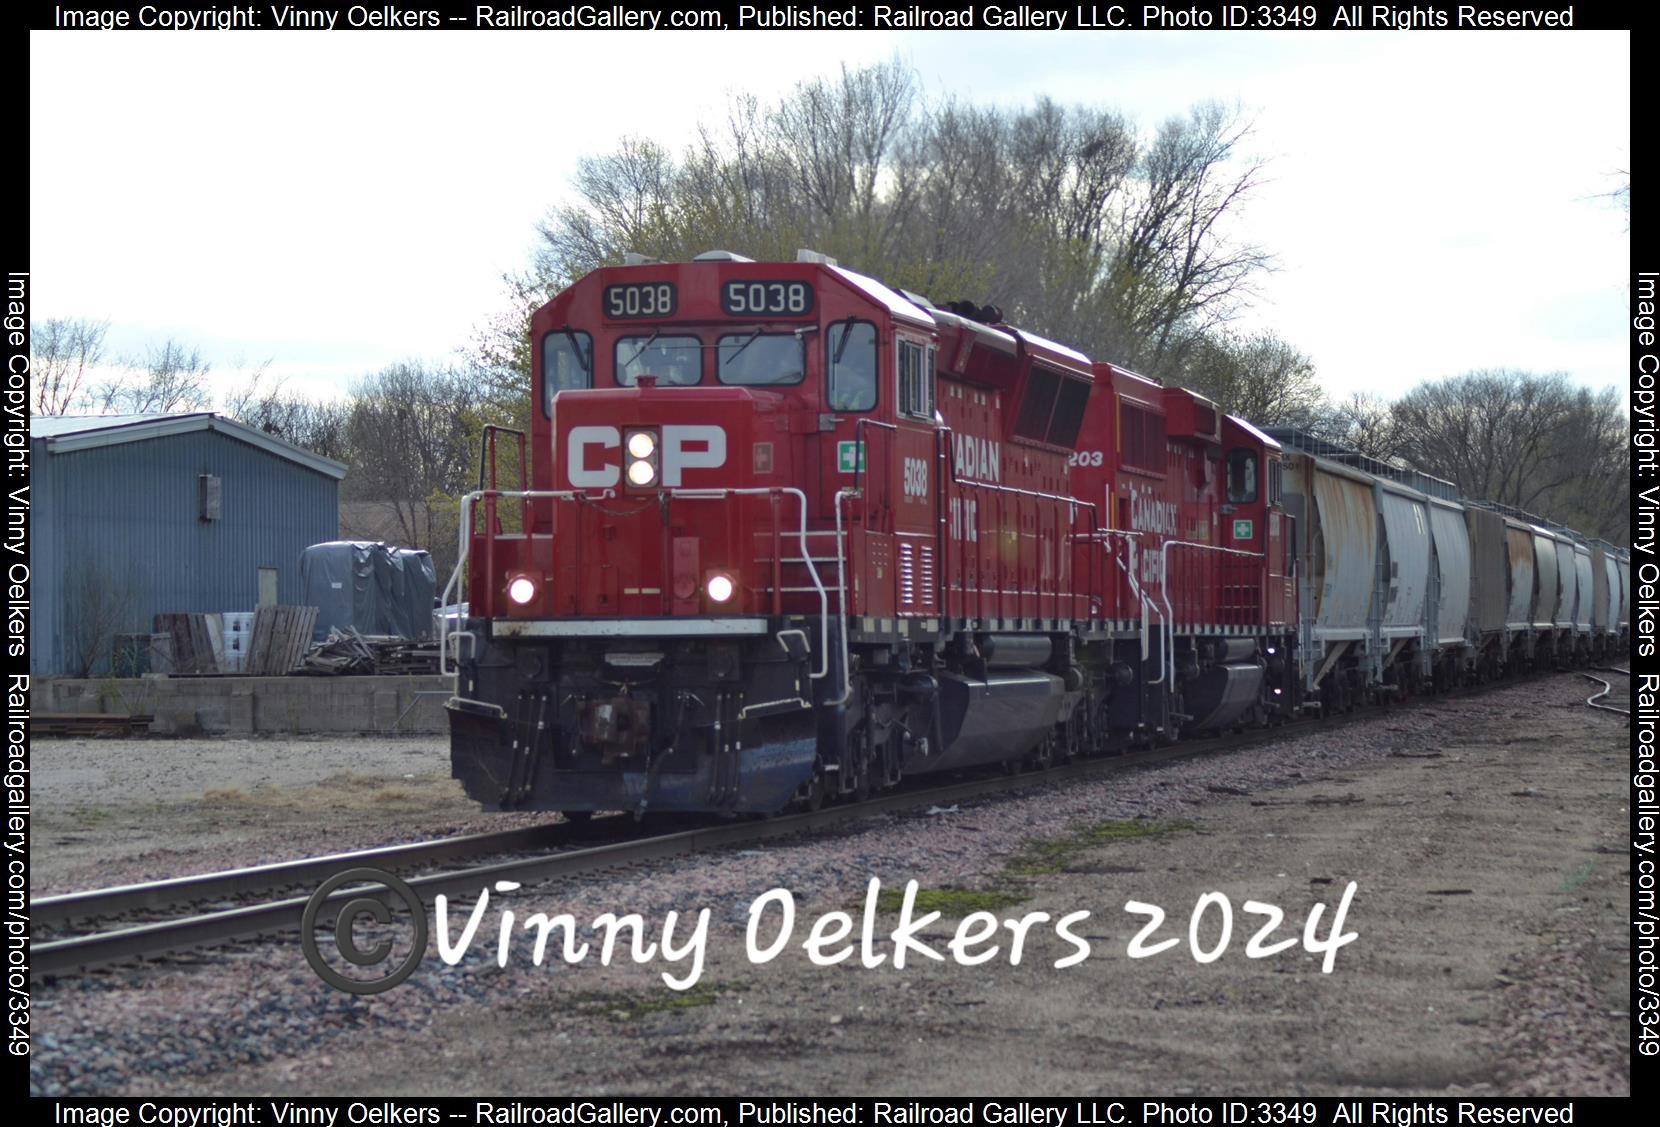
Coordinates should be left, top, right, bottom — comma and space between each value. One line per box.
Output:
30, 734, 551, 896
27, 673, 1629, 1095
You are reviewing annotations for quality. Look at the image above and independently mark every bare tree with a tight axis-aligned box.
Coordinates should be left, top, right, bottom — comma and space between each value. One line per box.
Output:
221, 369, 352, 462
341, 362, 486, 577
505, 63, 1273, 389
1322, 392, 1399, 459
1179, 330, 1326, 428
96, 338, 213, 414
1383, 370, 1627, 542
68, 559, 136, 678
30, 317, 109, 414
1108, 102, 1271, 373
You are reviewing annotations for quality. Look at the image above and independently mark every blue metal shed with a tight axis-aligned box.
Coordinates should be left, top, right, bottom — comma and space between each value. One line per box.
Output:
29, 413, 345, 676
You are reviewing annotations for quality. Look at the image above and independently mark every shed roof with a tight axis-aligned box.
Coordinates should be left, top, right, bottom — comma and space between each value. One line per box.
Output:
30, 413, 347, 480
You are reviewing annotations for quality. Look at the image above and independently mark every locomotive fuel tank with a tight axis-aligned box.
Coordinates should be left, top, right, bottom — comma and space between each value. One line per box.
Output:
1183, 658, 1266, 732
930, 669, 1065, 772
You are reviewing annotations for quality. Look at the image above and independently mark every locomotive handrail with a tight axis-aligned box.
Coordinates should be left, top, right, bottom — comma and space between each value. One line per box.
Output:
848, 417, 900, 614
1156, 540, 1266, 689
850, 417, 899, 515
441, 486, 837, 695
477, 425, 527, 492
476, 425, 529, 589
662, 486, 833, 682
440, 488, 605, 682
829, 487, 857, 707
1090, 528, 1158, 666
937, 424, 1096, 623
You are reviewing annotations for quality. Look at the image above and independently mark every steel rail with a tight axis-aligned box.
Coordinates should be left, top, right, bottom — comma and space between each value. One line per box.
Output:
31, 821, 587, 928
28, 736, 1241, 978
31, 670, 1568, 979
1580, 672, 1630, 717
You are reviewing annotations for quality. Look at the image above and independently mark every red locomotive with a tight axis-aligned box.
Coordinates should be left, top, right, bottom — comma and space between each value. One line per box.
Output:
442, 250, 1624, 817
445, 250, 1298, 816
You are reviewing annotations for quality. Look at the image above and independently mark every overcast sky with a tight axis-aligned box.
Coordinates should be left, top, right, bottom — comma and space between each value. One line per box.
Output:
30, 29, 1630, 408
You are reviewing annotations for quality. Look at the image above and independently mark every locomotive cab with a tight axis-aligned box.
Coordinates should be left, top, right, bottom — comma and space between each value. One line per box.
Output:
449, 252, 931, 815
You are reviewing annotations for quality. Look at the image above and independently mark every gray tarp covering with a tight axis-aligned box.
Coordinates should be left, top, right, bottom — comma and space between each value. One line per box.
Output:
300, 541, 437, 641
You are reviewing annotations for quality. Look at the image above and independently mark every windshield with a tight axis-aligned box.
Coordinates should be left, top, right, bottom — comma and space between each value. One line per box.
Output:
718, 333, 805, 386
543, 330, 592, 415
615, 335, 702, 386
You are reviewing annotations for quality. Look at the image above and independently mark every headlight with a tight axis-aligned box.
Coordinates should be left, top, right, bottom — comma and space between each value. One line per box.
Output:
508, 576, 537, 605
624, 428, 659, 488
706, 574, 735, 603
626, 431, 656, 460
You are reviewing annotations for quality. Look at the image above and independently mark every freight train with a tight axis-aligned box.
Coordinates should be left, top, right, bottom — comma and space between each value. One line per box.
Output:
442, 250, 1630, 817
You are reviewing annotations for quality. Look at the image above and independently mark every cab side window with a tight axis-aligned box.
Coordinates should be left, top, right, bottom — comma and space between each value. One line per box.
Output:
1227, 448, 1258, 504
827, 321, 877, 411
897, 338, 935, 419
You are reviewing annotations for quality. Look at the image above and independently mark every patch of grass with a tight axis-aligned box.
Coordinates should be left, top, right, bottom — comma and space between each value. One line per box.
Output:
201, 786, 250, 804
1005, 818, 1195, 877
1561, 861, 1596, 892
872, 886, 1030, 915
863, 818, 1198, 917
565, 982, 718, 1021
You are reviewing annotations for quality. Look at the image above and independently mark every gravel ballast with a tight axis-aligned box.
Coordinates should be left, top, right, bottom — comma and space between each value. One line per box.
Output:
27, 673, 1630, 1095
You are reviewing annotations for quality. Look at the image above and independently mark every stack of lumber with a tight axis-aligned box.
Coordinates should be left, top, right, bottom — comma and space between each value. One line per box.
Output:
33, 713, 153, 737
152, 613, 222, 674
245, 605, 320, 676
300, 628, 440, 676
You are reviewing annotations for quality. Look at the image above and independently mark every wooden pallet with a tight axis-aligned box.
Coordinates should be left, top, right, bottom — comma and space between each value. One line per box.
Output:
32, 713, 154, 738
153, 613, 219, 674
246, 605, 319, 676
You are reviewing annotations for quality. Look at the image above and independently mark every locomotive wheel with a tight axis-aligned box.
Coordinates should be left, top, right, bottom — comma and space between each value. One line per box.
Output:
851, 762, 872, 803
1028, 731, 1056, 771
1060, 712, 1084, 763
798, 766, 827, 813
843, 729, 872, 803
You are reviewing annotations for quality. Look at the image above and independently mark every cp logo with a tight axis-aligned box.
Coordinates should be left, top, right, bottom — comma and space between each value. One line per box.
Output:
567, 425, 727, 487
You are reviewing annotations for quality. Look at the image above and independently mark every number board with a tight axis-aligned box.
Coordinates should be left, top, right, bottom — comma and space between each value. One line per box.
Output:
721, 280, 814, 317
604, 283, 676, 319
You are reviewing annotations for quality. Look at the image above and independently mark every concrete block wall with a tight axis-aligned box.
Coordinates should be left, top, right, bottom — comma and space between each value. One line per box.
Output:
35, 675, 453, 736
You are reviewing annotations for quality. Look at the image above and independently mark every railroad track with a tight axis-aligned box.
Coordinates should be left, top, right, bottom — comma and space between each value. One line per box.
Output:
1582, 666, 1630, 718
29, 671, 1569, 980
